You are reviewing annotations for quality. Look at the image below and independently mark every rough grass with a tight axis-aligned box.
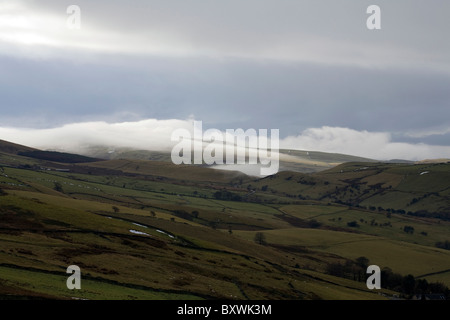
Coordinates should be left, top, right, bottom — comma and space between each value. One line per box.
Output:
85, 159, 249, 184
1, 160, 450, 300
0, 266, 201, 300
234, 228, 450, 286
282, 204, 450, 247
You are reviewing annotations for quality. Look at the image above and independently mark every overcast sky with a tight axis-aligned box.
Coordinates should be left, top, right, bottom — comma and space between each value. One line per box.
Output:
0, 0, 449, 160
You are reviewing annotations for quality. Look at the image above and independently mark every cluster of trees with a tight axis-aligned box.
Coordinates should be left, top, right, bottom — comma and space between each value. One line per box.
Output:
435, 240, 450, 250
53, 182, 64, 193
326, 257, 370, 282
307, 219, 322, 228
406, 210, 450, 221
334, 217, 395, 229
347, 221, 359, 228
213, 190, 242, 202
409, 192, 439, 206
363, 205, 449, 222
296, 178, 316, 186
326, 198, 449, 222
403, 225, 415, 234
364, 218, 392, 227
381, 269, 448, 297
326, 257, 449, 298
168, 210, 202, 222
172, 210, 195, 221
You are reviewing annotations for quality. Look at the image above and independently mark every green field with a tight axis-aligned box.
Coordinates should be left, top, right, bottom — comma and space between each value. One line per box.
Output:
1, 142, 449, 300
234, 228, 450, 284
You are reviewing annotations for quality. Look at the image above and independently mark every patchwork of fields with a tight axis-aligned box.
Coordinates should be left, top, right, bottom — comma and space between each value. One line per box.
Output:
0, 147, 449, 300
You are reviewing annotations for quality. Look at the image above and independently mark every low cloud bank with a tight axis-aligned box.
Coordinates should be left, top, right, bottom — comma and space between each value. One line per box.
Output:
281, 126, 450, 161
1, 120, 449, 161
0, 118, 191, 153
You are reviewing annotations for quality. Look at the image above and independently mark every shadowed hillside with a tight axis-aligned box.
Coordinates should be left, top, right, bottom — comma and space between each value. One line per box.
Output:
0, 139, 37, 155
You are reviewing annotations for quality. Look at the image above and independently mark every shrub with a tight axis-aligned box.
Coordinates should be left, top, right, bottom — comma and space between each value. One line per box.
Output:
54, 182, 64, 193
213, 190, 242, 201
347, 221, 359, 228
191, 211, 199, 219
308, 219, 322, 228
172, 210, 193, 221
254, 232, 267, 245
436, 240, 450, 250
403, 226, 415, 234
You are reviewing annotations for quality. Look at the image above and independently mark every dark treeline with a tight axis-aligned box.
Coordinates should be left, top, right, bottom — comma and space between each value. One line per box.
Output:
213, 190, 242, 202
172, 210, 194, 221
326, 257, 449, 299
435, 240, 450, 250
333, 200, 450, 221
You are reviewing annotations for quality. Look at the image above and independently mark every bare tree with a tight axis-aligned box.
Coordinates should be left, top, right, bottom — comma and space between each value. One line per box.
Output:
254, 232, 267, 245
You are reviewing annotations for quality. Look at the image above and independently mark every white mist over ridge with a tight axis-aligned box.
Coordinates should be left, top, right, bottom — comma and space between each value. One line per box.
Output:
0, 119, 191, 153
0, 119, 449, 161
281, 127, 450, 161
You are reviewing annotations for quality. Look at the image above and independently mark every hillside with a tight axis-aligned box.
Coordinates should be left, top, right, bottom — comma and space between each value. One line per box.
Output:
0, 139, 37, 155
17, 150, 101, 164
253, 161, 450, 220
0, 164, 388, 300
77, 146, 379, 174
84, 159, 250, 185
0, 139, 100, 164
0, 139, 449, 300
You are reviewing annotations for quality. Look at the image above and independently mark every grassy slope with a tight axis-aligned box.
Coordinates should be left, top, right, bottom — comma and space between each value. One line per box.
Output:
0, 165, 390, 300
85, 159, 250, 184
1, 154, 450, 299
252, 162, 450, 216
0, 140, 37, 155
0, 192, 384, 300
80, 147, 378, 173
234, 228, 450, 284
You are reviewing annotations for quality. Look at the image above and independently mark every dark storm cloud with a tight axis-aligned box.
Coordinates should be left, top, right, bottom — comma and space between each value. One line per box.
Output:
1, 53, 449, 140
